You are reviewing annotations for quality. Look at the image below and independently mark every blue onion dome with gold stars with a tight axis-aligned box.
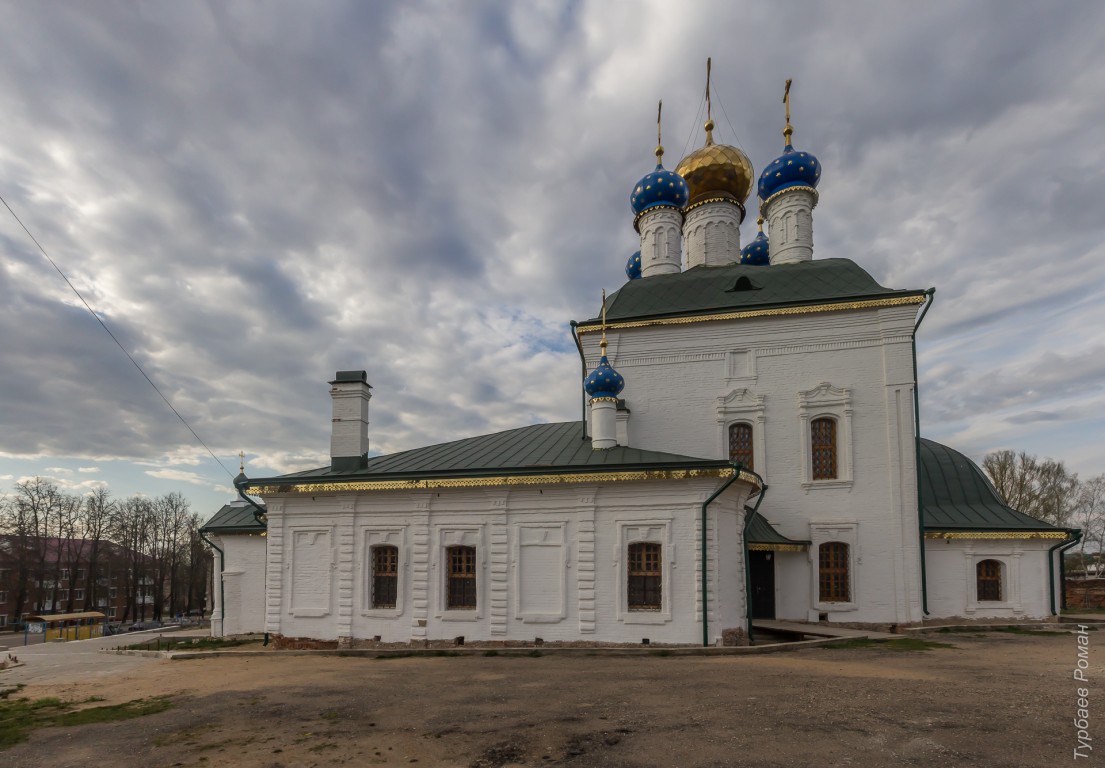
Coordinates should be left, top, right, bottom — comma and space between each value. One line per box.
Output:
630, 152, 689, 218
758, 80, 821, 201
675, 120, 754, 209
740, 217, 770, 266
625, 250, 642, 280
757, 144, 821, 201
584, 351, 625, 400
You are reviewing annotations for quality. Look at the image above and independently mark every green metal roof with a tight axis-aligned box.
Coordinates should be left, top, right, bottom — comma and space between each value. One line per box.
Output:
248, 421, 731, 486
746, 514, 809, 547
579, 259, 925, 325
200, 501, 266, 534
918, 438, 1059, 532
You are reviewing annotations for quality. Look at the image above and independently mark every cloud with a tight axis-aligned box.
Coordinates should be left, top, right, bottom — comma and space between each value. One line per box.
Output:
144, 469, 212, 488
0, 0, 1103, 513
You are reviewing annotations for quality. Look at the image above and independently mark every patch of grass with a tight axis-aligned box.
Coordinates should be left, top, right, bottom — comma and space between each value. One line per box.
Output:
989, 626, 1067, 636
0, 686, 25, 701
308, 742, 338, 753
483, 650, 500, 657
821, 637, 955, 651
121, 636, 259, 652
650, 649, 673, 657
527, 649, 543, 657
0, 695, 172, 749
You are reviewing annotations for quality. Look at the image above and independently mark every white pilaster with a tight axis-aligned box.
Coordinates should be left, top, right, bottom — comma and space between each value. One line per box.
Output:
638, 207, 683, 277
764, 187, 817, 265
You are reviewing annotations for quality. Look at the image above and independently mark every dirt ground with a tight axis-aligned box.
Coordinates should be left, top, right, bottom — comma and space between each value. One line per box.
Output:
2, 631, 1093, 767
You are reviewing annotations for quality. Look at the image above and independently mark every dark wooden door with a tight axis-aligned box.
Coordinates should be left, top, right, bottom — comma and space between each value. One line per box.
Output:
749, 551, 775, 619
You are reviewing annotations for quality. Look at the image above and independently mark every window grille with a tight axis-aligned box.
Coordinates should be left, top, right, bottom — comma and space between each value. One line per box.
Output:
728, 422, 754, 470
977, 559, 1002, 601
627, 542, 662, 610
819, 542, 850, 602
372, 546, 399, 609
446, 546, 477, 609
811, 418, 838, 480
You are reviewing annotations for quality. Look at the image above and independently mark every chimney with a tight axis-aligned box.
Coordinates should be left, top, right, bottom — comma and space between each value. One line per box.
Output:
329, 370, 371, 472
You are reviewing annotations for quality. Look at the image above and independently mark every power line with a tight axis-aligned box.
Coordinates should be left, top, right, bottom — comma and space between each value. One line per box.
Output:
0, 193, 236, 481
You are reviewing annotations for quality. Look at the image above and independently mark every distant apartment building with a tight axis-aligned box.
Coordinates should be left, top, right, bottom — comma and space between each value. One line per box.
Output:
0, 536, 162, 628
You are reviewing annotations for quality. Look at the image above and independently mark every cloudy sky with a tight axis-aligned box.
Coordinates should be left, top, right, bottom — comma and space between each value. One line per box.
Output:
1, 1, 1103, 519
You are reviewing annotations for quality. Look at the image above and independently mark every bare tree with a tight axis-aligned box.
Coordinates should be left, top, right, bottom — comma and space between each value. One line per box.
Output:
983, 449, 1081, 526
78, 487, 114, 610
1072, 475, 1105, 574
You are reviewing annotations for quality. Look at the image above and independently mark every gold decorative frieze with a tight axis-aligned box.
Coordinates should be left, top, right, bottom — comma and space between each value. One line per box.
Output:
749, 543, 807, 552
250, 467, 761, 496
577, 295, 927, 335
925, 531, 1069, 540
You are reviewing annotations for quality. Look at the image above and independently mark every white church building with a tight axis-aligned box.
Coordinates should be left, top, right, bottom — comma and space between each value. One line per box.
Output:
203, 81, 1073, 646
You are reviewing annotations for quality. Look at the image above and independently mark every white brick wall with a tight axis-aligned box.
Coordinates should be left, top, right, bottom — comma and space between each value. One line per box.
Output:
582, 304, 925, 625
257, 478, 753, 645
925, 539, 1055, 620
211, 534, 267, 636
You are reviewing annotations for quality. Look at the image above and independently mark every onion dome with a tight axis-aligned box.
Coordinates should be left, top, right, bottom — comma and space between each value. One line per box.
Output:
625, 250, 642, 280
584, 353, 625, 400
757, 145, 821, 201
758, 79, 821, 201
740, 216, 770, 266
630, 156, 689, 217
675, 119, 754, 208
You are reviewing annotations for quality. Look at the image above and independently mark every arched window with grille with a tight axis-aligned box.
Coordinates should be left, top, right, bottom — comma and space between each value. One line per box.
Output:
627, 542, 662, 610
818, 542, 850, 603
728, 422, 754, 470
446, 546, 477, 609
371, 545, 398, 609
811, 417, 838, 480
976, 559, 1003, 602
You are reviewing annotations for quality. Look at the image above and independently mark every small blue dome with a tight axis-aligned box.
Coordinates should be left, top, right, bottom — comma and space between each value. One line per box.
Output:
584, 354, 625, 400
630, 163, 689, 216
740, 231, 770, 266
625, 250, 642, 280
757, 145, 821, 201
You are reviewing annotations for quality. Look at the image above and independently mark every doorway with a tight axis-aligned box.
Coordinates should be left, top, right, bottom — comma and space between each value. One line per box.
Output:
749, 550, 776, 619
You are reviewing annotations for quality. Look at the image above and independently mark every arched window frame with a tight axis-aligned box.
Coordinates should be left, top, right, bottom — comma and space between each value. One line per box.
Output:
716, 388, 766, 479
798, 383, 853, 489
728, 421, 756, 471
809, 523, 858, 613
361, 528, 405, 617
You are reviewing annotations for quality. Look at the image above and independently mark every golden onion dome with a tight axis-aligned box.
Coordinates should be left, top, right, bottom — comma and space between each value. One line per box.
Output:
675, 119, 754, 207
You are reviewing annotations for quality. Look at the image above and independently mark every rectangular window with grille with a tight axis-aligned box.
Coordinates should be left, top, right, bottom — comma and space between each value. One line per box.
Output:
372, 546, 399, 609
627, 542, 662, 610
818, 542, 850, 602
446, 546, 477, 610
811, 418, 838, 480
976, 560, 1002, 601
728, 422, 754, 470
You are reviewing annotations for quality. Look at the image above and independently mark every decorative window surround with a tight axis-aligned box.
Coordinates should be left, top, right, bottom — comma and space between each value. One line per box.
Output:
716, 388, 767, 478
434, 526, 483, 621
360, 527, 406, 618
614, 519, 674, 625
798, 383, 854, 490
964, 544, 1023, 614
809, 523, 858, 613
